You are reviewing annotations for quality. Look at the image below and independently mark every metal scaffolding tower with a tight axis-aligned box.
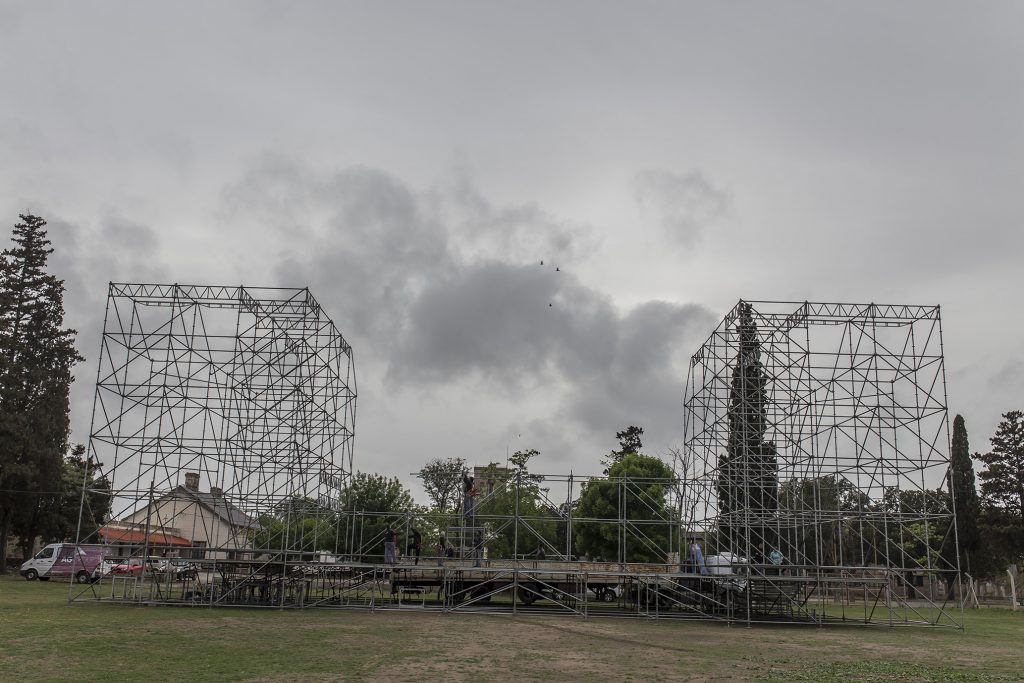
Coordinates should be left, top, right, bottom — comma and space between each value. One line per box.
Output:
72, 283, 355, 604
680, 300, 960, 626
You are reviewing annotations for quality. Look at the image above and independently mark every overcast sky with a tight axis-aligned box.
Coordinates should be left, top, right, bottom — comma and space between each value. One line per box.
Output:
1, 2, 1021, 498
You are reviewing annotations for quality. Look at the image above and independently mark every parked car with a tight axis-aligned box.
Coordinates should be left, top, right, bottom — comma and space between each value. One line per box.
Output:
20, 543, 104, 584
159, 560, 199, 579
589, 583, 622, 602
109, 557, 163, 576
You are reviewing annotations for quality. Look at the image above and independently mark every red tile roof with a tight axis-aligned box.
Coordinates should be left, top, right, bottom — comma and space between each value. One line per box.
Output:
99, 526, 192, 547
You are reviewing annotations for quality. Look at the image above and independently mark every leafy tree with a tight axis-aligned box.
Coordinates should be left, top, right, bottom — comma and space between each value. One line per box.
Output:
947, 415, 980, 574
717, 302, 778, 551
778, 475, 871, 565
880, 486, 951, 569
509, 448, 543, 483
0, 214, 82, 571
548, 498, 579, 560
475, 449, 557, 559
974, 504, 1024, 579
975, 411, 1024, 518
576, 452, 676, 563
895, 521, 944, 568
604, 426, 644, 471
416, 457, 466, 513
31, 444, 111, 547
251, 496, 336, 554
880, 486, 952, 517
337, 472, 422, 561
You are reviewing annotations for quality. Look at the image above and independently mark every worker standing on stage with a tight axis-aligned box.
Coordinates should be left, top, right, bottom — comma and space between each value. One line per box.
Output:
473, 530, 484, 568
437, 533, 448, 566
689, 538, 708, 575
408, 528, 422, 565
462, 473, 477, 520
384, 526, 398, 565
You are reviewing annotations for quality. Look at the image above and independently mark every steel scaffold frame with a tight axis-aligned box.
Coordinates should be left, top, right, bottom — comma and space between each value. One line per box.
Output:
680, 300, 961, 627
70, 294, 960, 627
70, 283, 356, 606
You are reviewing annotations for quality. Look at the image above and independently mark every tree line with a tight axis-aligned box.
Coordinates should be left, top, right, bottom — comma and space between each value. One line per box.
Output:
253, 426, 680, 564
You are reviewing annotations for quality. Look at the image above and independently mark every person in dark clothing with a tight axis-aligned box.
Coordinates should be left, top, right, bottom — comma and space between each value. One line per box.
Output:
383, 526, 398, 565
437, 534, 447, 566
753, 543, 766, 573
408, 528, 422, 565
462, 473, 477, 519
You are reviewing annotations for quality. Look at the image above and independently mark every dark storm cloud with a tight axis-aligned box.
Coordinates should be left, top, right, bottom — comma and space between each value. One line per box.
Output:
389, 262, 618, 387
223, 155, 455, 344
632, 169, 731, 247
223, 157, 716, 447
226, 155, 596, 354
562, 301, 717, 438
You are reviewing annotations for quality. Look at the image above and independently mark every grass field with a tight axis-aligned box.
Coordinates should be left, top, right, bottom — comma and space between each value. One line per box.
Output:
1, 575, 1022, 682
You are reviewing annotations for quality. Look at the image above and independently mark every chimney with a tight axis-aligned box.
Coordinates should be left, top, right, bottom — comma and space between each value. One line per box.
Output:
184, 472, 200, 491
210, 486, 222, 497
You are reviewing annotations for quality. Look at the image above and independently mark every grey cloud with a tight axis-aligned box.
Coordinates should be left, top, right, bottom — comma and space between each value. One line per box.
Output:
394, 261, 715, 446
511, 298, 717, 468
226, 156, 600, 360
40, 213, 170, 444
565, 301, 717, 445
632, 169, 731, 247
222, 156, 456, 345
0, 5, 23, 39
389, 262, 617, 388
444, 165, 597, 266
225, 156, 715, 454
988, 358, 1024, 391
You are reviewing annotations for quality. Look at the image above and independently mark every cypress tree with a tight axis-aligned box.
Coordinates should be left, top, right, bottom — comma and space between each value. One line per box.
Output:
947, 414, 980, 574
718, 301, 778, 552
0, 214, 82, 571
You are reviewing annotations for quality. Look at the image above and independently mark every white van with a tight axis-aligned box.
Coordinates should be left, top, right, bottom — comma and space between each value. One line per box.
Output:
19, 543, 105, 583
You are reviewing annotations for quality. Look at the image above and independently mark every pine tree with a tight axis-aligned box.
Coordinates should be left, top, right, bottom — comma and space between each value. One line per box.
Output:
975, 411, 1024, 518
0, 214, 82, 572
947, 414, 980, 574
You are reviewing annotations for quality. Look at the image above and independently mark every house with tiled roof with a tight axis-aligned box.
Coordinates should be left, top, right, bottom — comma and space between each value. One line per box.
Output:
101, 472, 257, 560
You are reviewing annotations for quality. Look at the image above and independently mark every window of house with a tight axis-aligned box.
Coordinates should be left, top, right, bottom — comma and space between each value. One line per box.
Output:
191, 542, 207, 560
